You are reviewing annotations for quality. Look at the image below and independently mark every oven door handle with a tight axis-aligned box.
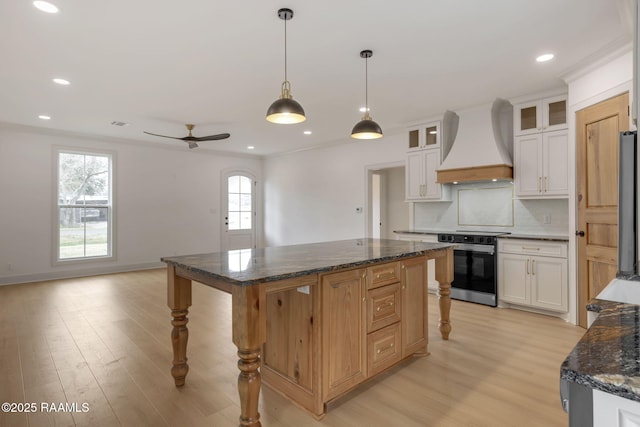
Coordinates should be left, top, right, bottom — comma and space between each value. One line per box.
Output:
454, 243, 495, 255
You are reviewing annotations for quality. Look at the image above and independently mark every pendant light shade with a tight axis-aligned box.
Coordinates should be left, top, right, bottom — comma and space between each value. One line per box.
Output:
352, 50, 382, 139
266, 8, 306, 124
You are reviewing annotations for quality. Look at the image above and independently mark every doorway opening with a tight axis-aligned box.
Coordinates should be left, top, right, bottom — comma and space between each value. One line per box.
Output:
366, 164, 408, 239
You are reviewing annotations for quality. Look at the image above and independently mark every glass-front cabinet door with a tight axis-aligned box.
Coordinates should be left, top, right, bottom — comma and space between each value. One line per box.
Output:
407, 121, 440, 150
544, 96, 567, 133
514, 95, 567, 136
517, 102, 539, 135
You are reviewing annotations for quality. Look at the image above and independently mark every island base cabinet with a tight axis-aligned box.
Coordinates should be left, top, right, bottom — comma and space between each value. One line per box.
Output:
261, 255, 433, 418
261, 276, 324, 416
321, 268, 368, 401
400, 257, 428, 357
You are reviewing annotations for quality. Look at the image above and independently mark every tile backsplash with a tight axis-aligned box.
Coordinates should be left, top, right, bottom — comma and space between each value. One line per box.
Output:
413, 181, 568, 235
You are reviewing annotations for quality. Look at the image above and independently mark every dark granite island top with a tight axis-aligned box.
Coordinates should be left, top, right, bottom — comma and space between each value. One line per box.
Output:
162, 237, 454, 287
561, 299, 640, 403
162, 238, 455, 426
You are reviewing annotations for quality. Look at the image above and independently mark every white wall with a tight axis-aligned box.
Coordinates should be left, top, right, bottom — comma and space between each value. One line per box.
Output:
0, 124, 261, 285
263, 131, 406, 247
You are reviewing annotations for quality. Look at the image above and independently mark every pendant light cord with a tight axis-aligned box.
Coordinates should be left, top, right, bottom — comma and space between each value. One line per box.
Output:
364, 55, 368, 113
283, 16, 288, 83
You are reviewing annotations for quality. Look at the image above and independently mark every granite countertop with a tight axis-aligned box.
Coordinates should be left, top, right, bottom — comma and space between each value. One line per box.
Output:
162, 238, 453, 286
498, 233, 569, 242
394, 229, 446, 235
394, 230, 570, 242
561, 299, 640, 403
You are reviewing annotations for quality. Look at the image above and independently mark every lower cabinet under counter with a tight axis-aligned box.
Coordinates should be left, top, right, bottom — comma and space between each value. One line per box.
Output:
497, 238, 568, 317
260, 255, 429, 418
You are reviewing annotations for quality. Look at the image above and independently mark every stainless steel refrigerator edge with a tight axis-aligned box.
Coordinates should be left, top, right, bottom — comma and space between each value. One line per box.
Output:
618, 131, 638, 277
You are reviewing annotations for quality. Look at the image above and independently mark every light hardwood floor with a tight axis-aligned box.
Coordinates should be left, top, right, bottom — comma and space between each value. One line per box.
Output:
0, 269, 585, 427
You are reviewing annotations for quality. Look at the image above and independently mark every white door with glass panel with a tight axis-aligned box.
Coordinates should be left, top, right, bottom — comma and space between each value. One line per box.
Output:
222, 172, 256, 250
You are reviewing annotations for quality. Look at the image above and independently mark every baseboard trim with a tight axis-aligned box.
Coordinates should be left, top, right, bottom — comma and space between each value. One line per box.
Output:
0, 262, 165, 286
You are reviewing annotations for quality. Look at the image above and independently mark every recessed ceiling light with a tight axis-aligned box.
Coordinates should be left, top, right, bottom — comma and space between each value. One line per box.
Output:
492, 178, 498, 182
33, 1, 59, 13
52, 78, 70, 85
303, 130, 312, 135
38, 115, 51, 120
536, 53, 554, 63
247, 146, 255, 150
453, 181, 459, 185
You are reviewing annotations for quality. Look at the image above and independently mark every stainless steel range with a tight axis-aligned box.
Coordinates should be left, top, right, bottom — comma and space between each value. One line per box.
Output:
437, 231, 509, 307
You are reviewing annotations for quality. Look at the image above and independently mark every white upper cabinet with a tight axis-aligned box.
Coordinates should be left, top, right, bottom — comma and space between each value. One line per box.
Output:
405, 119, 450, 201
406, 146, 443, 200
514, 130, 569, 197
405, 112, 457, 202
514, 95, 567, 136
513, 93, 568, 198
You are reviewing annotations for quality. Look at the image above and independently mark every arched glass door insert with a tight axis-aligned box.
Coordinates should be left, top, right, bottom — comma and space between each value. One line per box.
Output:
222, 172, 256, 250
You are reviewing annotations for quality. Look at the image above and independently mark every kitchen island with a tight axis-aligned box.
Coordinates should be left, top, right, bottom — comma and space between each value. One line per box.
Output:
162, 238, 454, 426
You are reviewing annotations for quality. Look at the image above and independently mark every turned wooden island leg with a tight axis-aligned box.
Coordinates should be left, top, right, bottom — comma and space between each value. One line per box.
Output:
434, 248, 454, 340
232, 285, 266, 427
167, 265, 192, 386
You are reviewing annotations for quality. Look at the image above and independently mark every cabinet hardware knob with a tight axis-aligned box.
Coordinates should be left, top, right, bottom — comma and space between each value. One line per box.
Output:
376, 301, 394, 311
575, 230, 585, 237
377, 343, 394, 354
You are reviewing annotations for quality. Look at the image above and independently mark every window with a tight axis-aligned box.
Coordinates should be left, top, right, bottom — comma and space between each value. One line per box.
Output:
56, 150, 113, 261
227, 175, 253, 230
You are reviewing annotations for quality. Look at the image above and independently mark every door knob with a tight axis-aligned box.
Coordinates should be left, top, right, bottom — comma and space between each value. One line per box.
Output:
575, 230, 585, 237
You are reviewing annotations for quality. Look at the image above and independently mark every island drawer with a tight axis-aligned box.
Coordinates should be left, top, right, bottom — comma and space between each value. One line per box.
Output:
367, 283, 402, 333
367, 322, 402, 377
367, 262, 401, 289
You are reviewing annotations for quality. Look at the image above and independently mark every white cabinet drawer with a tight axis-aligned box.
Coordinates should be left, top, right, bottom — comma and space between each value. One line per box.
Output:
498, 239, 567, 258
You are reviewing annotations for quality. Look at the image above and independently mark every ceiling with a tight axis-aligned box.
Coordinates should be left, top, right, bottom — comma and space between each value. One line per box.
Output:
0, 0, 633, 156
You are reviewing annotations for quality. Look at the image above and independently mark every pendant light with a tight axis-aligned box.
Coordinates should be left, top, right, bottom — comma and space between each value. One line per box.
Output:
351, 50, 383, 139
266, 8, 306, 124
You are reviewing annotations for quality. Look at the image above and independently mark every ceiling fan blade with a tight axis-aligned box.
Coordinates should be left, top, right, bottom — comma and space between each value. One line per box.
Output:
143, 131, 183, 140
193, 133, 231, 142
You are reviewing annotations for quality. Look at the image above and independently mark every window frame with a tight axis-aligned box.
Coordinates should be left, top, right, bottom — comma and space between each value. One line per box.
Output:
220, 168, 259, 251
53, 147, 116, 264
227, 174, 254, 231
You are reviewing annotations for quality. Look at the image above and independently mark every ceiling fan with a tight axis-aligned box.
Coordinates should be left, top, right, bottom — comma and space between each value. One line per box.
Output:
143, 124, 230, 149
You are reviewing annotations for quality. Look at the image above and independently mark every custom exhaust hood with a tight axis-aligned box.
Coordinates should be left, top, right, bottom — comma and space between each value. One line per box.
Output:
436, 98, 514, 184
